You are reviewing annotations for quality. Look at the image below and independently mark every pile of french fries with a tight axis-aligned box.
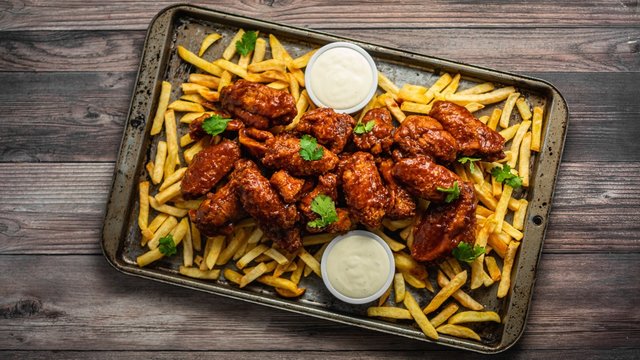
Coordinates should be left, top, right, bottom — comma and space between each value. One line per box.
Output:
136, 28, 544, 342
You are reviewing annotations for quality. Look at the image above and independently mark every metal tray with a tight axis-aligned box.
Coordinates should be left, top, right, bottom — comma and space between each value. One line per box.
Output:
102, 4, 568, 353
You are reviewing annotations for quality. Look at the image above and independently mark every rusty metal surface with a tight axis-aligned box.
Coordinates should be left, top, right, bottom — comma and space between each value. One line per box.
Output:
102, 4, 568, 353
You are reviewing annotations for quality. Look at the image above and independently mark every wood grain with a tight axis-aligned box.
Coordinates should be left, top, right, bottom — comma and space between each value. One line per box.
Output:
0, 162, 638, 255
0, 254, 638, 351
1, 0, 639, 31
1, 27, 638, 73
1, 71, 638, 163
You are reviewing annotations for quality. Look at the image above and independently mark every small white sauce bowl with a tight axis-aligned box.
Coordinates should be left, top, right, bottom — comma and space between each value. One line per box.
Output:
304, 42, 378, 114
321, 230, 395, 305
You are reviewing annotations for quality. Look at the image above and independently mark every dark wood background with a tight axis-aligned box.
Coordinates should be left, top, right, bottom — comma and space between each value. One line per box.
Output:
1, 1, 639, 358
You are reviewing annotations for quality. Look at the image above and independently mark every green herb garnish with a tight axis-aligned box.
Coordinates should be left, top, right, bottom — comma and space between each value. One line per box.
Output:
158, 235, 177, 257
202, 114, 232, 136
299, 134, 324, 161
458, 157, 481, 172
307, 195, 338, 228
452, 242, 485, 263
236, 31, 258, 56
491, 164, 523, 188
437, 180, 460, 203
353, 120, 376, 135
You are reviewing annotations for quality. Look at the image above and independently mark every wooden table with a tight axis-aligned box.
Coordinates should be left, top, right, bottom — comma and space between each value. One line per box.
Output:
1, 1, 639, 358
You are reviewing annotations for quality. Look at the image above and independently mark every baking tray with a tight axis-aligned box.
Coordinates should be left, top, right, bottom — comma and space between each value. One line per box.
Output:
102, 4, 568, 353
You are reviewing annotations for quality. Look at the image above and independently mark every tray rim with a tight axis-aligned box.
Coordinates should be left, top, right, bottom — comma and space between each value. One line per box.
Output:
101, 3, 569, 354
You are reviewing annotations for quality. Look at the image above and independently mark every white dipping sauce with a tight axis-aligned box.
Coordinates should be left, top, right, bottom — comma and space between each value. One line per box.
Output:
308, 47, 375, 110
325, 234, 391, 299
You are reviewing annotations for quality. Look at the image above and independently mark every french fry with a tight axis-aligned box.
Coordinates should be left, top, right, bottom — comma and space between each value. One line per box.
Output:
519, 132, 532, 187
367, 307, 412, 320
214, 58, 249, 79
222, 29, 245, 60
424, 270, 467, 314
216, 227, 248, 265
426, 73, 453, 101
499, 123, 520, 142
491, 175, 502, 197
402, 271, 429, 290
369, 228, 405, 252
149, 197, 188, 218
151, 141, 167, 185
498, 241, 520, 298
436, 324, 481, 341
184, 138, 207, 164
182, 221, 193, 267
177, 46, 224, 76
251, 38, 267, 64
257, 275, 301, 293
246, 227, 264, 244
400, 101, 432, 115
292, 49, 318, 69
445, 86, 516, 106
289, 258, 305, 285
393, 273, 406, 303
456, 82, 495, 95
446, 257, 463, 275
284, 90, 310, 131
487, 108, 502, 131
516, 96, 532, 120
179, 112, 207, 124
438, 260, 456, 280
163, 111, 179, 180
197, 89, 220, 102
437, 270, 484, 311
204, 235, 225, 270
179, 266, 220, 280
224, 268, 243, 285
377, 71, 400, 95
275, 287, 306, 298
378, 285, 392, 306
155, 181, 182, 205
264, 247, 289, 265
502, 221, 524, 241
173, 199, 201, 210
404, 292, 439, 340
493, 185, 513, 234
383, 96, 406, 122
145, 161, 154, 176
143, 213, 168, 241
248, 59, 286, 73
302, 233, 336, 246
146, 215, 179, 249
238, 52, 252, 70
474, 183, 498, 210
190, 221, 201, 252
240, 262, 268, 288
168, 100, 205, 113
181, 82, 209, 95
194, 255, 203, 267
179, 93, 206, 104
508, 120, 531, 168
513, 199, 528, 230
217, 70, 232, 92
399, 84, 429, 104
180, 133, 194, 148
499, 92, 521, 128
189, 73, 220, 89
266, 80, 288, 90
236, 244, 269, 269
487, 233, 508, 258
150, 81, 171, 135
441, 73, 461, 96
299, 249, 322, 277
198, 33, 222, 56
382, 218, 414, 232
138, 181, 150, 231
138, 218, 188, 266
430, 303, 459, 328
531, 106, 543, 152
485, 256, 502, 281
448, 311, 501, 325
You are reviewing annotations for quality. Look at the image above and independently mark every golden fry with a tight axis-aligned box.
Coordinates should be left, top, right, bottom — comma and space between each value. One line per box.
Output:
493, 185, 513, 234
485, 256, 502, 281
441, 73, 461, 96
423, 270, 467, 314
404, 292, 439, 340
155, 181, 182, 205
367, 306, 412, 320
498, 241, 520, 298
138, 181, 150, 231
430, 303, 459, 328
150, 81, 171, 135
393, 272, 406, 303
222, 29, 245, 60
177, 46, 224, 76
456, 82, 495, 95
236, 244, 269, 269
168, 100, 205, 113
205, 235, 225, 270
216, 227, 248, 266
437, 270, 484, 311
299, 249, 322, 277
369, 228, 406, 251
251, 38, 267, 64
499, 92, 521, 128
513, 199, 528, 231
149, 197, 188, 218
383, 96, 406, 122
377, 71, 400, 95
436, 324, 481, 341
519, 132, 532, 187
508, 120, 531, 168
444, 86, 516, 106
516, 96, 532, 120
531, 106, 543, 152
240, 262, 269, 288
179, 266, 220, 280
189, 73, 220, 89
198, 33, 222, 57
448, 311, 501, 325
292, 48, 318, 69
400, 101, 432, 115
487, 108, 502, 131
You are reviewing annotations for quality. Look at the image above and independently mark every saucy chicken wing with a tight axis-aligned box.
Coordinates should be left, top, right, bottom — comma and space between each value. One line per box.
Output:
392, 155, 461, 203
180, 139, 241, 199
220, 80, 297, 129
189, 112, 243, 141
298, 173, 353, 233
352, 108, 395, 155
270, 170, 309, 204
340, 152, 390, 228
379, 159, 416, 220
189, 180, 246, 236
262, 133, 339, 177
394, 115, 458, 163
411, 180, 477, 261
294, 108, 355, 153
430, 100, 505, 161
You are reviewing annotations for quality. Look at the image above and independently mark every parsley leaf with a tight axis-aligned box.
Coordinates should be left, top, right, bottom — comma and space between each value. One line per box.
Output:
353, 120, 376, 135
458, 157, 481, 172
437, 180, 460, 203
491, 164, 523, 189
236, 31, 258, 56
452, 242, 485, 263
299, 134, 324, 161
202, 114, 231, 136
158, 235, 177, 257
307, 195, 338, 228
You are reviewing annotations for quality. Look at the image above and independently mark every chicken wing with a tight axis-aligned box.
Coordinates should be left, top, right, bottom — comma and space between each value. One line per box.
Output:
189, 112, 243, 141
220, 80, 297, 129
430, 100, 505, 161
379, 158, 416, 220
340, 152, 390, 228
411, 180, 476, 262
393, 115, 458, 163
180, 139, 241, 199
294, 108, 355, 153
270, 170, 310, 204
352, 108, 395, 155
262, 133, 339, 177
189, 180, 246, 236
392, 156, 460, 203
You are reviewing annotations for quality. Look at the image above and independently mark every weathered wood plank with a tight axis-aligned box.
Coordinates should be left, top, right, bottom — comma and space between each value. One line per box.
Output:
1, 0, 639, 31
2, 349, 639, 360
0, 254, 638, 351
1, 27, 638, 73
0, 71, 638, 163
0, 162, 638, 255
